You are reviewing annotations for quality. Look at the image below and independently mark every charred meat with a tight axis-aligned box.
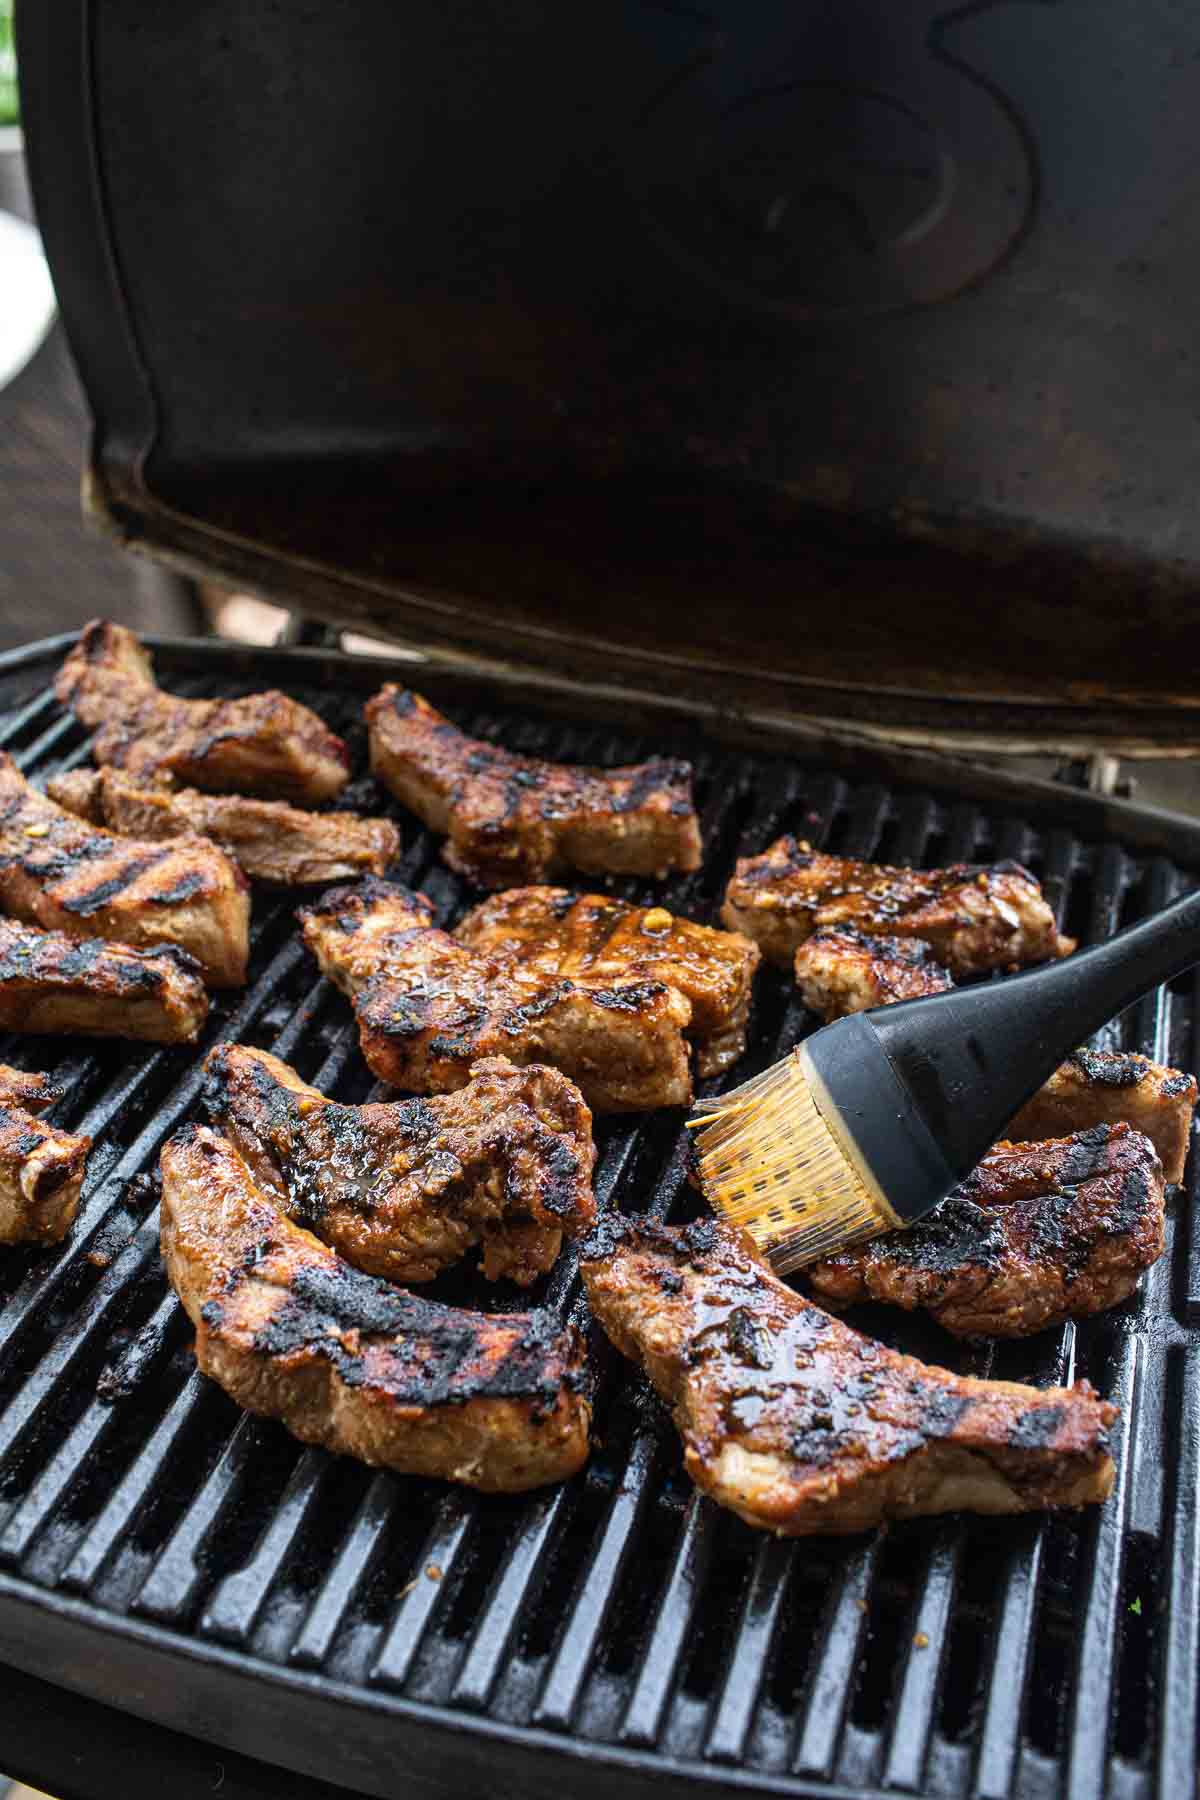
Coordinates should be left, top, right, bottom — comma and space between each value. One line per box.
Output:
0, 917, 209, 1044
300, 878, 759, 1111
366, 685, 702, 887
580, 1214, 1115, 1535
0, 1065, 90, 1246
0, 754, 248, 987
202, 1044, 595, 1285
723, 839, 1074, 973
792, 925, 954, 1018
808, 1123, 1164, 1338
160, 1125, 590, 1492
55, 619, 349, 804
1007, 1048, 1196, 1185
48, 767, 399, 887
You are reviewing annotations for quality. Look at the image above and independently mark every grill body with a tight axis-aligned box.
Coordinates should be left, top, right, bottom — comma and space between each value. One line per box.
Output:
0, 635, 1196, 1799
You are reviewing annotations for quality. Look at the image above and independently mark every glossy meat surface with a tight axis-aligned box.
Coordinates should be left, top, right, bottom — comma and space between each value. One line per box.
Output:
55, 620, 349, 804
723, 839, 1074, 973
580, 1214, 1115, 1534
160, 1126, 591, 1492
202, 1044, 595, 1284
792, 925, 954, 1017
301, 878, 758, 1111
0, 755, 248, 987
0, 917, 209, 1044
0, 1064, 90, 1245
366, 685, 702, 886
808, 1124, 1165, 1337
49, 767, 399, 887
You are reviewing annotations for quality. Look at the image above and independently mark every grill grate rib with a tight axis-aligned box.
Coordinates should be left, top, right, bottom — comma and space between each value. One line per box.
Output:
0, 639, 1196, 1800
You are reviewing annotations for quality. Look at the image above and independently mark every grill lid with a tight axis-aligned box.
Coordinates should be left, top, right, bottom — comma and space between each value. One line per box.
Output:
16, 1, 1200, 748
0, 634, 1196, 1800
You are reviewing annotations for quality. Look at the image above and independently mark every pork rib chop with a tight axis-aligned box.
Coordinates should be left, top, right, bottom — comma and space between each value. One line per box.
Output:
160, 1125, 590, 1493
723, 839, 1074, 973
1007, 1048, 1196, 1185
808, 1123, 1164, 1338
366, 685, 702, 886
580, 1214, 1115, 1535
55, 620, 349, 804
201, 1044, 595, 1284
0, 754, 248, 987
48, 766, 399, 887
0, 1065, 90, 1246
301, 879, 758, 1111
0, 917, 209, 1044
792, 925, 955, 1017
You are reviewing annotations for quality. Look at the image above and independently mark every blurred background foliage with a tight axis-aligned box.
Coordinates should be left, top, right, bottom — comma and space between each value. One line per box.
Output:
0, 1, 17, 126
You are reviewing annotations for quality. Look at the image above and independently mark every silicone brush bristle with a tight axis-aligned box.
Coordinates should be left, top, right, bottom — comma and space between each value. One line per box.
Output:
690, 1048, 898, 1273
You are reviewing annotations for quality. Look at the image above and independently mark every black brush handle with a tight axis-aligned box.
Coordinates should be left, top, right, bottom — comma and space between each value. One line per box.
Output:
864, 884, 1200, 1196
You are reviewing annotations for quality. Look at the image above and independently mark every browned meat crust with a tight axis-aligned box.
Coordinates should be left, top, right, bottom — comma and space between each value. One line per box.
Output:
160, 1125, 590, 1492
580, 1214, 1115, 1535
808, 1124, 1164, 1338
0, 1064, 90, 1245
48, 767, 399, 887
0, 917, 209, 1044
723, 839, 1075, 973
300, 878, 759, 1112
1006, 1048, 1197, 1185
366, 685, 702, 887
202, 1044, 596, 1284
55, 620, 349, 805
793, 925, 955, 1017
0, 755, 248, 988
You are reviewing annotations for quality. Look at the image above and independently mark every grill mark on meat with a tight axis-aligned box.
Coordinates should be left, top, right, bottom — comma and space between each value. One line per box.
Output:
1057, 1123, 1122, 1187
1010, 1405, 1067, 1450
58, 850, 175, 915
1068, 1048, 1147, 1088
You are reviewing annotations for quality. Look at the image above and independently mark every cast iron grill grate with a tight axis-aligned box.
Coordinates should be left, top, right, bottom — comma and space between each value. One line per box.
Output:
0, 638, 1195, 1800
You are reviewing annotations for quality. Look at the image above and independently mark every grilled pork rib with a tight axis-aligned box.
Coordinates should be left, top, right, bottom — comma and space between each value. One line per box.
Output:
580, 1215, 1115, 1535
160, 1126, 590, 1492
1007, 1048, 1196, 1185
55, 619, 349, 804
0, 755, 248, 987
366, 685, 703, 887
793, 925, 955, 1017
0, 1065, 90, 1245
300, 879, 759, 1111
723, 839, 1075, 973
201, 1045, 595, 1285
808, 1124, 1164, 1338
48, 767, 399, 887
0, 917, 208, 1044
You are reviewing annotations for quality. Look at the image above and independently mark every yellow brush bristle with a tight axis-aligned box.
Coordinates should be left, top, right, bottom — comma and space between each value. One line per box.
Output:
689, 1048, 899, 1274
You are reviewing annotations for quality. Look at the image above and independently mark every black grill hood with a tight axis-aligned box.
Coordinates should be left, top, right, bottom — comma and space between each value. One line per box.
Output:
15, 1, 1200, 747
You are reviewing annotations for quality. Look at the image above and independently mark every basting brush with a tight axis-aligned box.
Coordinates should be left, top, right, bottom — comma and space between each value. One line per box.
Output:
689, 889, 1200, 1273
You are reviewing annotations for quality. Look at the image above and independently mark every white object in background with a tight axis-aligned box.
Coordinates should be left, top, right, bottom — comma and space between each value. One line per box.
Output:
0, 205, 56, 392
